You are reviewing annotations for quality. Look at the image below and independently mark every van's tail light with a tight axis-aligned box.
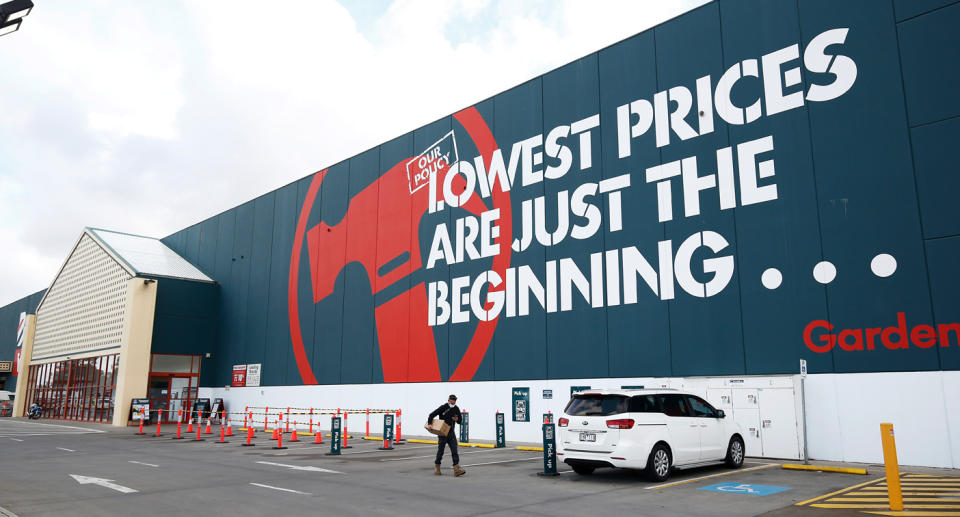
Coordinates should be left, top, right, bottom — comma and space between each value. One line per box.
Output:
606, 418, 634, 429
558, 417, 569, 427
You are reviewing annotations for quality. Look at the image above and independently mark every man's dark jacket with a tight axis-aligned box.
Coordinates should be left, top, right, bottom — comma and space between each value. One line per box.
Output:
428, 404, 461, 432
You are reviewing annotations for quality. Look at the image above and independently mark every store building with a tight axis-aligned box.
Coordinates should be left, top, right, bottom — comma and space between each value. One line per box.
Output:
1, 0, 958, 467
1, 228, 217, 424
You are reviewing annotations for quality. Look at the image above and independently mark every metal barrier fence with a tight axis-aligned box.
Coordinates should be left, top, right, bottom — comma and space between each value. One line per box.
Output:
133, 406, 405, 448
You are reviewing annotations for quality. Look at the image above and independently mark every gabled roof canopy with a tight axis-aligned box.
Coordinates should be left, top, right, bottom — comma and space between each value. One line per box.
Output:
87, 228, 213, 283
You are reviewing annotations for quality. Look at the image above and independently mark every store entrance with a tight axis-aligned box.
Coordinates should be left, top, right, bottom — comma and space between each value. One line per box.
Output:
147, 354, 200, 423
147, 375, 196, 423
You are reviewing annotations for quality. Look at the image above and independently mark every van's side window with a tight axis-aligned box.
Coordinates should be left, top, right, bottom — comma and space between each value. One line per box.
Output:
661, 394, 691, 417
686, 395, 717, 418
628, 394, 662, 413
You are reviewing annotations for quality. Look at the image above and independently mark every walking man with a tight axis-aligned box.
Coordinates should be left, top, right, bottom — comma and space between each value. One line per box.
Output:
427, 394, 465, 477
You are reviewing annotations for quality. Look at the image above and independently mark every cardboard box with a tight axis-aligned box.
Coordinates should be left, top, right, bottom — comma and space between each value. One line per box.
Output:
426, 418, 450, 436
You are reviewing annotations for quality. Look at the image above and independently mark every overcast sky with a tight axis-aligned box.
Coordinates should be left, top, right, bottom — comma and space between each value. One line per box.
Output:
0, 0, 707, 307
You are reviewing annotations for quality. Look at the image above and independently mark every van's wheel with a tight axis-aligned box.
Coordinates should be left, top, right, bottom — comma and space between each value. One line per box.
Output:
725, 436, 745, 468
645, 443, 672, 481
572, 465, 595, 475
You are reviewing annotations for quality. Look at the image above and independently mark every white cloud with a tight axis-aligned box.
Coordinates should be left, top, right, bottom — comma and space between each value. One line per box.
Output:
0, 0, 707, 307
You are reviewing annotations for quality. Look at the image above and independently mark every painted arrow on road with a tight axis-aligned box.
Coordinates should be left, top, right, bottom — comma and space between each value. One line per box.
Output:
256, 461, 341, 474
69, 474, 138, 494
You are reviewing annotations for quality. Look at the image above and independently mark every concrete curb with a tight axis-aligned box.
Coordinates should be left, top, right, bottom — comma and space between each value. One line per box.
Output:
782, 463, 869, 475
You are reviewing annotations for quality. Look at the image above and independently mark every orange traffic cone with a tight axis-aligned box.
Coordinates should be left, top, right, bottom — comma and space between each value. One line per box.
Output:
273, 428, 287, 450
290, 429, 299, 442
242, 426, 256, 447
272, 428, 279, 440
187, 419, 193, 433
214, 424, 229, 444
226, 420, 234, 437
204, 420, 213, 435
313, 431, 323, 444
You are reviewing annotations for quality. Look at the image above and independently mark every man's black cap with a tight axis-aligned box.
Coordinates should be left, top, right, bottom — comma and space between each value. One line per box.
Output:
448, 394, 457, 401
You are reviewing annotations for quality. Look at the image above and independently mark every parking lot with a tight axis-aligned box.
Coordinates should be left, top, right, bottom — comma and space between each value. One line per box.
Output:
0, 419, 956, 517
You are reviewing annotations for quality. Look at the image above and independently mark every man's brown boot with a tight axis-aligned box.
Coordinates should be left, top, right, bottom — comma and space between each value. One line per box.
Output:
453, 464, 466, 477
434, 464, 442, 475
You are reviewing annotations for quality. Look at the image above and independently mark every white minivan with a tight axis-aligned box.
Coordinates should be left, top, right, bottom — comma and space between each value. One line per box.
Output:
558, 389, 745, 481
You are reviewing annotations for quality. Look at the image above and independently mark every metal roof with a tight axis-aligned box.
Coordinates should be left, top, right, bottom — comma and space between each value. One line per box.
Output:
87, 228, 213, 283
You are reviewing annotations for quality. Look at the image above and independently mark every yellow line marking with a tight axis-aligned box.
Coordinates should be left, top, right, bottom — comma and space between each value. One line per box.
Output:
782, 464, 868, 475
882, 479, 960, 482
644, 463, 779, 490
812, 503, 960, 509
794, 477, 884, 506
863, 512, 960, 516
879, 483, 960, 487
860, 488, 960, 493
851, 490, 960, 495
829, 497, 960, 502
862, 485, 960, 488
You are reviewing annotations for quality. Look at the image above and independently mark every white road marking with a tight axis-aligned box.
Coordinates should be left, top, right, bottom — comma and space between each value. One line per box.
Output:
644, 463, 780, 490
129, 461, 158, 467
272, 443, 432, 453
57, 447, 76, 452
462, 457, 541, 467
380, 448, 511, 462
250, 483, 311, 495
0, 421, 105, 433
256, 461, 341, 474
69, 474, 138, 494
336, 445, 436, 456
0, 433, 98, 438
9, 438, 23, 442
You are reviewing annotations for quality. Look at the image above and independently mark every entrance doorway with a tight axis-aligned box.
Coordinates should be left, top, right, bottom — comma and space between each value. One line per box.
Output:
147, 375, 197, 423
147, 354, 200, 423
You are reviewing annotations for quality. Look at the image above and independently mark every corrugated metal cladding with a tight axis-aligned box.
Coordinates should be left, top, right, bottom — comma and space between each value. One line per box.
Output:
32, 235, 130, 363
150, 0, 959, 388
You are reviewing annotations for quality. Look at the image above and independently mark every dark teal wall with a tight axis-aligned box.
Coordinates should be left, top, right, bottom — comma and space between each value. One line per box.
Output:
0, 290, 45, 389
143, 0, 956, 386
147, 277, 219, 387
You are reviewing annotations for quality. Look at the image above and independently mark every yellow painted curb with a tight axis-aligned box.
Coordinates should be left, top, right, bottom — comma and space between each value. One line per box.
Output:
405, 438, 496, 448
516, 446, 543, 452
783, 464, 868, 475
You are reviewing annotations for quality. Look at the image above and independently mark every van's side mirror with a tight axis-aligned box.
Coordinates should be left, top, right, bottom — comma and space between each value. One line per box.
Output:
716, 410, 725, 419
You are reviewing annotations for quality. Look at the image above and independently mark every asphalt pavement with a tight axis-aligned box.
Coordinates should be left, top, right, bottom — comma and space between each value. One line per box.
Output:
0, 418, 955, 517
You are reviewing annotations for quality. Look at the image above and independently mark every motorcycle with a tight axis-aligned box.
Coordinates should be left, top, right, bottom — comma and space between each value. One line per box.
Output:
27, 403, 42, 420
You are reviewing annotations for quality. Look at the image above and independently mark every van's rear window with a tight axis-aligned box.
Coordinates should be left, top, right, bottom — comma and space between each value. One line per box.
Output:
564, 394, 627, 416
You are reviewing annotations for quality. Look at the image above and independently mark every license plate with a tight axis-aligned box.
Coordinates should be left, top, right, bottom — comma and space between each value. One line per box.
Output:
579, 432, 596, 442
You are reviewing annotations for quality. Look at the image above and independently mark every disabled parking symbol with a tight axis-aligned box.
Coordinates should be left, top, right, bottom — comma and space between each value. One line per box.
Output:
698, 483, 791, 496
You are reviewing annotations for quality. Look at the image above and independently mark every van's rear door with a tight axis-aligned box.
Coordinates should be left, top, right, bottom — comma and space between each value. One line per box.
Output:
561, 394, 628, 452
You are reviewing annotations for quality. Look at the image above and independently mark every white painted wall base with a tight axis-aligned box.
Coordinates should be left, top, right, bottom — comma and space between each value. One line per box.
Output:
200, 370, 959, 468
804, 371, 959, 469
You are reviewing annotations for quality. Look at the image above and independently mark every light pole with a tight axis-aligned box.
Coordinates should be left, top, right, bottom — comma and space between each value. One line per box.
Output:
0, 0, 34, 38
